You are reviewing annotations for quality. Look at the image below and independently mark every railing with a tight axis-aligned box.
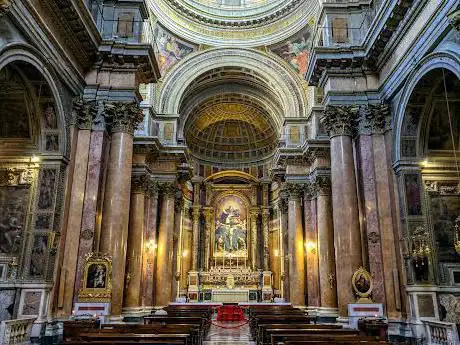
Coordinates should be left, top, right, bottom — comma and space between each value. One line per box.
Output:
311, 0, 385, 49
424, 320, 459, 345
83, 0, 161, 65
0, 317, 36, 345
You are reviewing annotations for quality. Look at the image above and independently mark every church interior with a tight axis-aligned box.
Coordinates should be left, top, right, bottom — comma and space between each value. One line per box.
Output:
0, 0, 459, 344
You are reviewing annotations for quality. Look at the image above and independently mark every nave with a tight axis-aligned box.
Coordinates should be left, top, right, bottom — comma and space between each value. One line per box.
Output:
61, 304, 389, 345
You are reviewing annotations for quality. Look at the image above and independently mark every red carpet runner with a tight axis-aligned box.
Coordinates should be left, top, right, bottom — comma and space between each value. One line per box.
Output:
216, 306, 245, 322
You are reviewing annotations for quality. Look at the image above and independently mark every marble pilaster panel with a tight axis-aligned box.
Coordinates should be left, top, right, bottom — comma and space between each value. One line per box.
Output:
191, 206, 201, 271
60, 128, 91, 315
142, 183, 158, 308
74, 130, 108, 300
356, 135, 386, 305
372, 134, 399, 318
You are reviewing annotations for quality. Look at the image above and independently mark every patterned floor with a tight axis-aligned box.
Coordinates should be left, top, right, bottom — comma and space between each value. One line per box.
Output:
203, 321, 255, 345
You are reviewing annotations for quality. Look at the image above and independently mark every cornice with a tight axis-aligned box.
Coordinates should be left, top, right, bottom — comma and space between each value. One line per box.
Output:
164, 0, 303, 28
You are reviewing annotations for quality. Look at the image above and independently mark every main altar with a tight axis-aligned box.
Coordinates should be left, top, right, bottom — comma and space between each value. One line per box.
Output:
186, 172, 273, 303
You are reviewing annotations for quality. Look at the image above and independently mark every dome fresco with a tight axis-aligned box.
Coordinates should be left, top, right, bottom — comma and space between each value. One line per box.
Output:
147, 0, 317, 46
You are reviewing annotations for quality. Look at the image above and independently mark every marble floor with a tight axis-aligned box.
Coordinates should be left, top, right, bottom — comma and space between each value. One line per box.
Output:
203, 321, 255, 345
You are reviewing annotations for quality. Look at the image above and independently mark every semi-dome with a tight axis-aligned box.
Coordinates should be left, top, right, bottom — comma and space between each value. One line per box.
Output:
185, 100, 278, 164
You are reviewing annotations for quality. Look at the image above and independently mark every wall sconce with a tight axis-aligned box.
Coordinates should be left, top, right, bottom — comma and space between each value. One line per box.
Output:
31, 155, 41, 163
145, 239, 157, 253
182, 250, 189, 258
305, 241, 317, 255
274, 249, 280, 257
454, 216, 460, 255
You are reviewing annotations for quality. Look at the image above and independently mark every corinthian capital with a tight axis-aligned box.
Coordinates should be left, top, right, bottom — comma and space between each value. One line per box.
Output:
283, 183, 303, 200
310, 175, 332, 196
73, 99, 97, 129
321, 105, 359, 138
357, 103, 391, 135
105, 101, 143, 134
131, 175, 149, 194
160, 182, 178, 198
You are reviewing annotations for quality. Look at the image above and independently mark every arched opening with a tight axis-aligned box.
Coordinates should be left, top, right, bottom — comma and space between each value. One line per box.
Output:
0, 59, 65, 321
398, 68, 460, 288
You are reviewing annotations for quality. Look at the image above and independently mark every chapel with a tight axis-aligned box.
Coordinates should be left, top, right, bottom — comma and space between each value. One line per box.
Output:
0, 0, 459, 344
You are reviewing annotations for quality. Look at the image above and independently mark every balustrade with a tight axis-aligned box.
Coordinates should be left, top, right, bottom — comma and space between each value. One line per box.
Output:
424, 320, 459, 345
0, 317, 36, 345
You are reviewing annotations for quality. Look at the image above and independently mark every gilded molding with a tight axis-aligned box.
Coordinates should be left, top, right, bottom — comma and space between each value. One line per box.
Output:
0, 168, 34, 186
0, 0, 10, 17
105, 102, 144, 135
321, 105, 359, 138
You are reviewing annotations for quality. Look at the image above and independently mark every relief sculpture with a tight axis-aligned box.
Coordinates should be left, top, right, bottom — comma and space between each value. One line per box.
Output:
0, 186, 28, 254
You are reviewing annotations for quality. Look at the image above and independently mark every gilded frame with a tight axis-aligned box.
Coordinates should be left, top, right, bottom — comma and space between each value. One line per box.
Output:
78, 252, 112, 302
352, 266, 373, 303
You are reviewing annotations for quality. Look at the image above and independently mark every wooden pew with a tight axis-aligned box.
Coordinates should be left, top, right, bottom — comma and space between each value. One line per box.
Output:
257, 324, 342, 345
270, 329, 361, 345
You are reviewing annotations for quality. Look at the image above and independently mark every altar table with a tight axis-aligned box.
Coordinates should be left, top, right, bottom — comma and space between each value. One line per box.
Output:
211, 289, 249, 303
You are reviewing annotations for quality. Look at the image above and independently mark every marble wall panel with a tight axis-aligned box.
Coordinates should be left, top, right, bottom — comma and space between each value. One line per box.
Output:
21, 291, 42, 316
0, 290, 15, 321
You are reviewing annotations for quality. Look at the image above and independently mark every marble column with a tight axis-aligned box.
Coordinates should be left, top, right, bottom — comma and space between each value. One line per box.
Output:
250, 209, 260, 270
313, 175, 338, 311
286, 183, 305, 306
124, 175, 148, 311
304, 184, 320, 308
155, 182, 177, 306
59, 103, 93, 316
142, 181, 158, 308
100, 102, 144, 316
262, 208, 270, 271
191, 206, 201, 271
203, 208, 213, 271
321, 105, 362, 317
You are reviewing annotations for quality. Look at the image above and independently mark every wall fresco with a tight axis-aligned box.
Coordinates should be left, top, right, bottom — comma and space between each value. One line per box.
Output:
154, 24, 197, 75
270, 26, 312, 76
